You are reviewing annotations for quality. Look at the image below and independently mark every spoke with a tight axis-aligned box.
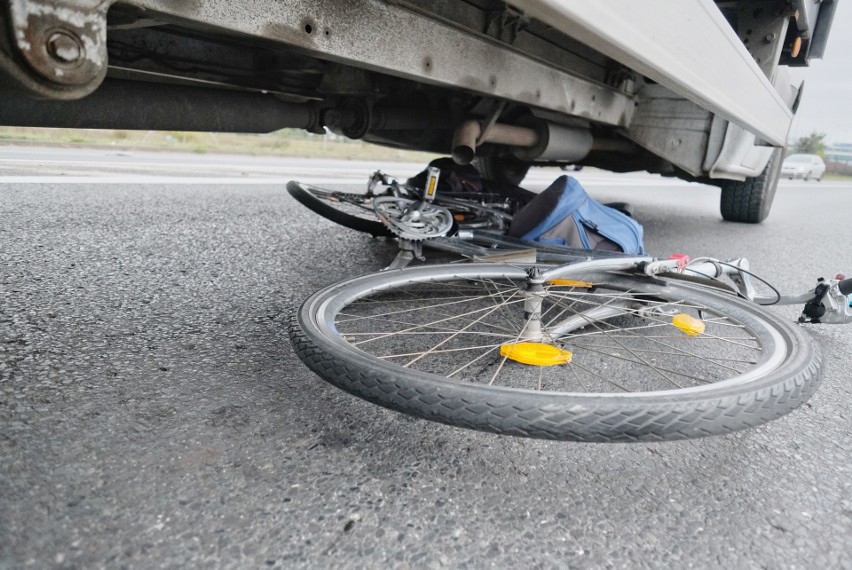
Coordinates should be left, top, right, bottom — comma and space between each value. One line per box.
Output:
545, 292, 689, 327
549, 291, 686, 389
378, 342, 505, 360
403, 290, 522, 367
354, 278, 517, 298
543, 288, 649, 331
397, 278, 523, 333
570, 360, 633, 392
566, 341, 755, 368
562, 327, 759, 348
540, 285, 591, 326
569, 363, 589, 392
550, 299, 739, 343
339, 291, 519, 323
488, 319, 529, 386
560, 303, 757, 374
447, 346, 500, 378
546, 290, 717, 320
697, 316, 747, 329
344, 330, 514, 339
546, 288, 757, 378
346, 292, 511, 306
596, 324, 756, 374
680, 332, 761, 350
481, 278, 525, 332
346, 313, 517, 338
599, 302, 748, 337
345, 301, 522, 341
570, 344, 720, 384
487, 349, 512, 386
321, 194, 375, 214
349, 297, 525, 347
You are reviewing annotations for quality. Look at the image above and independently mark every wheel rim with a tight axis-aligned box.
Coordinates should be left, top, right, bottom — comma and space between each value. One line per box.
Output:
311, 264, 787, 398
306, 188, 380, 223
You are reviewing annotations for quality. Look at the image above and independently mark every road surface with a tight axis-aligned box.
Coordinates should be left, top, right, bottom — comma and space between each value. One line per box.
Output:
1, 146, 850, 568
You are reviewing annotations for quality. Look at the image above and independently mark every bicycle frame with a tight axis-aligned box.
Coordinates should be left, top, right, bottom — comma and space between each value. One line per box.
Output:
464, 253, 852, 329
297, 171, 852, 325
641, 257, 851, 325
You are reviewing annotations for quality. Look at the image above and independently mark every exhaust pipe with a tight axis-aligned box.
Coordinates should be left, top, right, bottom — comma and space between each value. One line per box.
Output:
452, 117, 595, 165
452, 121, 539, 164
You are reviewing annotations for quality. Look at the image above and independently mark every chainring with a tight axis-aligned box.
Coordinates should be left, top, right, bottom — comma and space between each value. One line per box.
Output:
373, 196, 455, 241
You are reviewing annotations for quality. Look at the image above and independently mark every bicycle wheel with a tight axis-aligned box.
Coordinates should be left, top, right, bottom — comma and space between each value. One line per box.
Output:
290, 263, 822, 442
287, 180, 393, 237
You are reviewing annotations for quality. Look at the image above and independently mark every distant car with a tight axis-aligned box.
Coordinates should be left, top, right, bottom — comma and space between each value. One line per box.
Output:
781, 154, 826, 181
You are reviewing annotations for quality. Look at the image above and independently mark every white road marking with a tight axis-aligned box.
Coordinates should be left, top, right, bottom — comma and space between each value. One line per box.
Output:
0, 175, 359, 185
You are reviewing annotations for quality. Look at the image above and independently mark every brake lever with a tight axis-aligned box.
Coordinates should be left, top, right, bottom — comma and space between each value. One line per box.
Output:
799, 275, 852, 324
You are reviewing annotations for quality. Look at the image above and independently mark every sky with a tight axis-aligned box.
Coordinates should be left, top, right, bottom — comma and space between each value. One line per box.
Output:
788, 1, 852, 144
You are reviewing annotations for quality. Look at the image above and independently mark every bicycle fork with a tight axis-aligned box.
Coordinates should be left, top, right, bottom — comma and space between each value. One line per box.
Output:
520, 267, 548, 342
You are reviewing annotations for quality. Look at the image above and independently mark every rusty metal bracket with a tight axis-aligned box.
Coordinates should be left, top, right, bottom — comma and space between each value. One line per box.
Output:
475, 101, 507, 146
5, 0, 110, 96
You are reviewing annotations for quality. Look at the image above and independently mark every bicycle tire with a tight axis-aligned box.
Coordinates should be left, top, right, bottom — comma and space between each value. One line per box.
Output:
290, 263, 822, 442
287, 180, 393, 237
287, 181, 506, 236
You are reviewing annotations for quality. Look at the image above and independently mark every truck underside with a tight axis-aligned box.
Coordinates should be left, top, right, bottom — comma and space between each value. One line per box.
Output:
0, 0, 837, 222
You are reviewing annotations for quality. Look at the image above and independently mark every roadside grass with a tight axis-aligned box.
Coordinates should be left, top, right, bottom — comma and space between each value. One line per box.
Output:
0, 126, 440, 163
3, 126, 850, 179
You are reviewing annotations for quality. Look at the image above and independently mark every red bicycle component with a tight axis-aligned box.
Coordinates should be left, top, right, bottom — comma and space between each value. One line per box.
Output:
668, 253, 690, 271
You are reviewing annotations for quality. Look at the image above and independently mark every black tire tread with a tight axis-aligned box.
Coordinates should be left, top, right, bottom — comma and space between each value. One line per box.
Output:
287, 180, 393, 237
719, 148, 783, 223
289, 313, 823, 443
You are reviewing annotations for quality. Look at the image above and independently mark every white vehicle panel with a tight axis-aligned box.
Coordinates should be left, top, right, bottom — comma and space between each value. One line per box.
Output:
514, 0, 793, 146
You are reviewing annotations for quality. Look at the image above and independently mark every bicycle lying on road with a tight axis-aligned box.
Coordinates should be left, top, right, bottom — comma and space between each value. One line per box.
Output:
287, 170, 523, 268
287, 170, 852, 442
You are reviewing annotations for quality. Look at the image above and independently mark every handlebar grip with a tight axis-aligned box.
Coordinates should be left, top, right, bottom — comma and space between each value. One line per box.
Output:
839, 278, 852, 296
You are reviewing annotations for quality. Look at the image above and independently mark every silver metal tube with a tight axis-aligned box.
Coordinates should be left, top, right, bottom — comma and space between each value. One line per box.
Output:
452, 120, 540, 164
452, 118, 595, 165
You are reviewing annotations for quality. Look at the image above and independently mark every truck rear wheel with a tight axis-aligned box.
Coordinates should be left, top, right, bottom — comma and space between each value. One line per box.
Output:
719, 148, 783, 223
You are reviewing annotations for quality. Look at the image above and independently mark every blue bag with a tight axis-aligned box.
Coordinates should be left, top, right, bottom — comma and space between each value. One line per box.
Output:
507, 175, 645, 255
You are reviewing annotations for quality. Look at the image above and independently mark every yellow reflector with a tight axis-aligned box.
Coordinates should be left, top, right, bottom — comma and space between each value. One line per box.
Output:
453, 214, 465, 221
672, 313, 705, 336
547, 279, 593, 288
500, 342, 572, 366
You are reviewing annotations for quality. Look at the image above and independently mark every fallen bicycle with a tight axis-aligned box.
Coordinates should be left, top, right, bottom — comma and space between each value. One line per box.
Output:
286, 169, 851, 442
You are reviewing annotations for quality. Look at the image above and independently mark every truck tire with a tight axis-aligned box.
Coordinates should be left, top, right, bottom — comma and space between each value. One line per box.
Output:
719, 148, 783, 223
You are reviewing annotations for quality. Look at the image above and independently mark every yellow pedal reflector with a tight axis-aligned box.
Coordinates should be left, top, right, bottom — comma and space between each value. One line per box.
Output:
500, 342, 572, 366
672, 313, 705, 336
547, 279, 593, 288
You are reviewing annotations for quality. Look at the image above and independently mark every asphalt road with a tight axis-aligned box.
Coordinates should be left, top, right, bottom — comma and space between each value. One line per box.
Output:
1, 147, 851, 568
